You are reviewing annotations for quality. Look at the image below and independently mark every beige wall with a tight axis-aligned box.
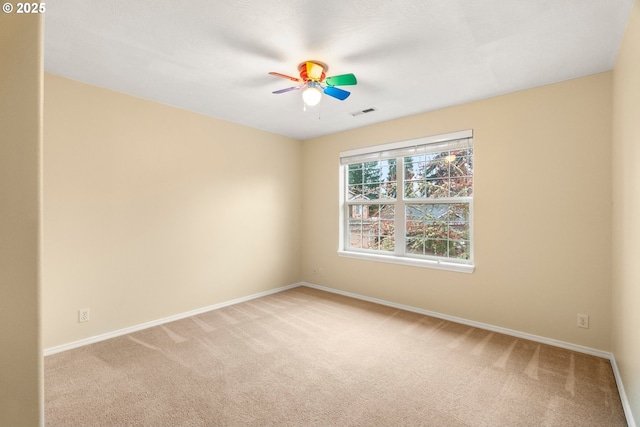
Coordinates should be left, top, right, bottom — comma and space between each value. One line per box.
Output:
302, 73, 613, 351
42, 75, 302, 348
613, 0, 640, 422
38, 9, 637, 421
0, 13, 43, 427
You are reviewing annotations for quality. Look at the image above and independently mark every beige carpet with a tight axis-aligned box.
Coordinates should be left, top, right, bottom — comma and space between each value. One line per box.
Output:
45, 286, 627, 426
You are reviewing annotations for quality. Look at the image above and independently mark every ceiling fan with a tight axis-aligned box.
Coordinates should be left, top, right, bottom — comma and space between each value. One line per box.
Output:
269, 61, 357, 107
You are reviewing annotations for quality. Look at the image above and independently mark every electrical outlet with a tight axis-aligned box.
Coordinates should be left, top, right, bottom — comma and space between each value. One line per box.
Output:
577, 313, 589, 329
78, 308, 90, 323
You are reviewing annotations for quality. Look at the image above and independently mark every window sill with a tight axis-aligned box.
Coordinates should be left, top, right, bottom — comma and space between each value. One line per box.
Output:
337, 250, 475, 273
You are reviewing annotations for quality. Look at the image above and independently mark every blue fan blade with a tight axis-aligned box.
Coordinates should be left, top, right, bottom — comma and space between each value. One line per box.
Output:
273, 86, 301, 94
323, 86, 350, 100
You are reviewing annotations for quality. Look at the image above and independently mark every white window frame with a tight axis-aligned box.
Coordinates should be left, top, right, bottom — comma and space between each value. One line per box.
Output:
338, 130, 475, 274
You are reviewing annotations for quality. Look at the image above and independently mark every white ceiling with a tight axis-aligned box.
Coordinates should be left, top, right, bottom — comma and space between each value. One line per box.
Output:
44, 0, 634, 140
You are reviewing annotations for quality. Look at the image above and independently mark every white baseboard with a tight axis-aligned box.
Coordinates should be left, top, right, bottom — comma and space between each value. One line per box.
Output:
301, 282, 636, 427
301, 282, 610, 357
43, 280, 636, 427
43, 282, 303, 356
610, 355, 638, 427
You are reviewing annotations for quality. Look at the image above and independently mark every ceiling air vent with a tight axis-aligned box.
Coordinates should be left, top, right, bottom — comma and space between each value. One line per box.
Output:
350, 107, 377, 117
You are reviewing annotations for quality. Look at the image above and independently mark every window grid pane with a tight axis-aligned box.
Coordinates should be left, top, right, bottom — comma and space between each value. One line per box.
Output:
404, 149, 473, 199
347, 204, 395, 252
405, 203, 471, 261
348, 160, 397, 201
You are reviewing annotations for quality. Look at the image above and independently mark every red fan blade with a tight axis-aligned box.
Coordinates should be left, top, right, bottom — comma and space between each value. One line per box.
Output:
269, 72, 301, 82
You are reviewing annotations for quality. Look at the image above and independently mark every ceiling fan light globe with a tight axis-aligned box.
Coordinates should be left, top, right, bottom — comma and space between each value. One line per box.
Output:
302, 86, 322, 106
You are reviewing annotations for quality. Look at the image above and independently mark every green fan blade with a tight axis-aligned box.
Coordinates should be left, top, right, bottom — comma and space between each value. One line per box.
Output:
324, 86, 350, 101
325, 73, 357, 86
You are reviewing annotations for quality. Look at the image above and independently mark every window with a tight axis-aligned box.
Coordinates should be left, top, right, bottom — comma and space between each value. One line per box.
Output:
339, 130, 474, 273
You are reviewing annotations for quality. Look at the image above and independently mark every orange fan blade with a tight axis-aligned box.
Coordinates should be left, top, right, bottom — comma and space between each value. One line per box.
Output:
268, 72, 301, 82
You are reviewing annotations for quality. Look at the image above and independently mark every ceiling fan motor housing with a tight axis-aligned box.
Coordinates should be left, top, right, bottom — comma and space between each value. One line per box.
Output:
298, 61, 327, 82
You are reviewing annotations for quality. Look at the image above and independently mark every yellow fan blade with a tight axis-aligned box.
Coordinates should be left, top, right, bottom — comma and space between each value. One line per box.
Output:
306, 61, 324, 80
